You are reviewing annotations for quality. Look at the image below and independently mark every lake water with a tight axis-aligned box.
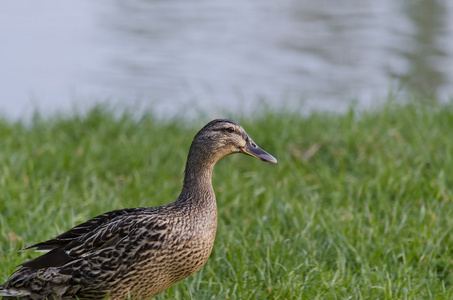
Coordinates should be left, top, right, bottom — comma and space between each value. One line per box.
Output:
1, 0, 452, 120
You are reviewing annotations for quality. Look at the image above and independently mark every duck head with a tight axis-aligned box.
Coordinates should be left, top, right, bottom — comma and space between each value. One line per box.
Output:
193, 119, 277, 164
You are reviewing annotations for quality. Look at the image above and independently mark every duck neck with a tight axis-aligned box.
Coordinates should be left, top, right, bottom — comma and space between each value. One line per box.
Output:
178, 144, 218, 204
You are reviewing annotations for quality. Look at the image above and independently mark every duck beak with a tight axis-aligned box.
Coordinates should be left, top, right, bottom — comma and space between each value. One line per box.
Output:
242, 138, 278, 164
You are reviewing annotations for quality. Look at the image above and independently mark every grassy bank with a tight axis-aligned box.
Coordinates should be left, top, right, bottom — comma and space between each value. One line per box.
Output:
1, 101, 453, 299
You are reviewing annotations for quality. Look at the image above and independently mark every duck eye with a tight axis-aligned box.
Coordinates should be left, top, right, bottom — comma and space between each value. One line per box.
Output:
226, 127, 235, 133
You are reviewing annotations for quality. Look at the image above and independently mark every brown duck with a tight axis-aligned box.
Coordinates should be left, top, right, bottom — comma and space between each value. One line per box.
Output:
0, 119, 277, 299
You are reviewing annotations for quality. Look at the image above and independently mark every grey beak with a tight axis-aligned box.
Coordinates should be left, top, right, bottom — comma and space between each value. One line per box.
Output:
242, 138, 278, 164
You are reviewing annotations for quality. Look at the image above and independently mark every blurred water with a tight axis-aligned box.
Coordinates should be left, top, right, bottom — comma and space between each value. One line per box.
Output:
0, 0, 452, 120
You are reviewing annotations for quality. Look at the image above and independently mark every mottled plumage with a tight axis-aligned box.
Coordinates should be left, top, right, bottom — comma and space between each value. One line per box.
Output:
0, 119, 277, 299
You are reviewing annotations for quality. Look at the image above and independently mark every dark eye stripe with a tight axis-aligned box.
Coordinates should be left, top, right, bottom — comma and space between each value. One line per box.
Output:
213, 127, 236, 133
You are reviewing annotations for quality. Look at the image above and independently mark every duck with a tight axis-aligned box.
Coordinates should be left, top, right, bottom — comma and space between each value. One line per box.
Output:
0, 119, 277, 299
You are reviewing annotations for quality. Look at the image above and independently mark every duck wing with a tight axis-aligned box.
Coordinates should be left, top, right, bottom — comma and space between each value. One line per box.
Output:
18, 207, 150, 269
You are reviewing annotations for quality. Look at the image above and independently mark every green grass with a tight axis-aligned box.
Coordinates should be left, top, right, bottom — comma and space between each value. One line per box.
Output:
1, 100, 453, 299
